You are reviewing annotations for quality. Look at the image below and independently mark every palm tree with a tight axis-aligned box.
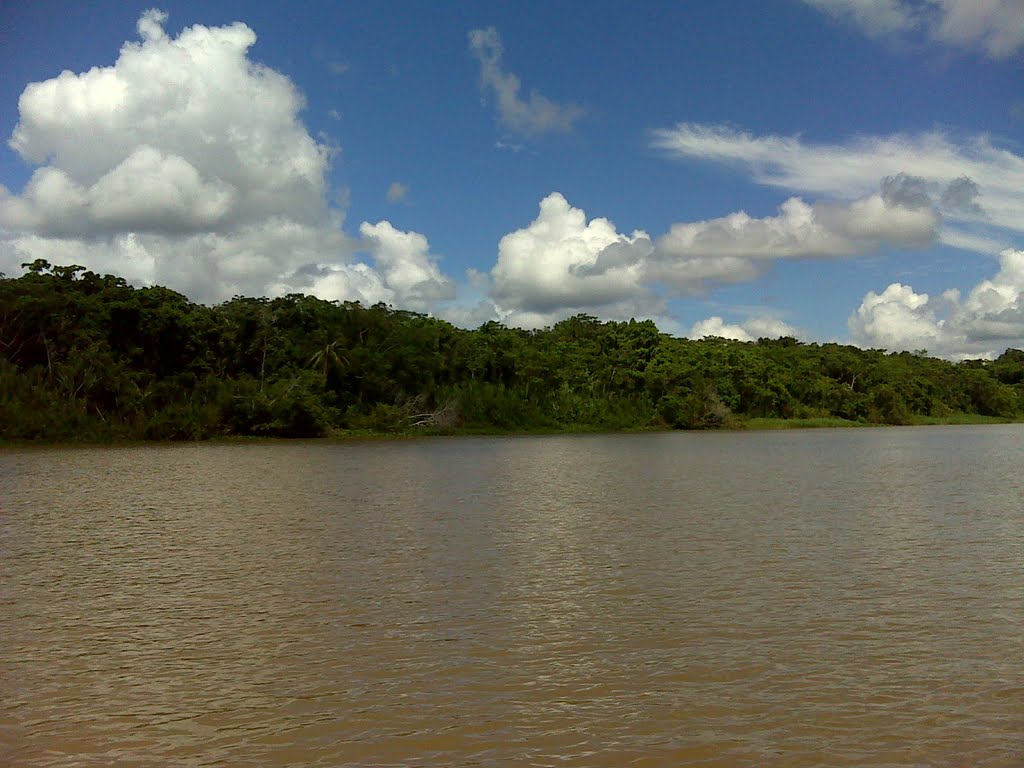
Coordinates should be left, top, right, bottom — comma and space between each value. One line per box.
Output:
309, 337, 349, 381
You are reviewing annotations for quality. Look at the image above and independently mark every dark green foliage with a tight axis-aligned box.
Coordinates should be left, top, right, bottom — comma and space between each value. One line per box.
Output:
1, 265, 1022, 442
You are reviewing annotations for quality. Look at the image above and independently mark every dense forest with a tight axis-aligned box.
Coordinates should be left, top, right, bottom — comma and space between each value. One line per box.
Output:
2, 260, 1023, 441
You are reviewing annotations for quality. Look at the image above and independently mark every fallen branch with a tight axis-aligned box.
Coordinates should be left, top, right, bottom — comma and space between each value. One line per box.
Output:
408, 398, 460, 429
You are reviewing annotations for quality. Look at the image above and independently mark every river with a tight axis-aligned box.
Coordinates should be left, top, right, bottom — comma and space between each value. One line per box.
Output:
1, 426, 1022, 766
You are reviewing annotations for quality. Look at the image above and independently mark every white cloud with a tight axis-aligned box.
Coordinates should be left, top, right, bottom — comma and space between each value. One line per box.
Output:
270, 220, 454, 312
438, 299, 501, 329
655, 191, 937, 261
468, 27, 584, 137
690, 315, 799, 341
466, 267, 491, 291
850, 249, 1024, 358
358, 221, 455, 309
137, 8, 169, 41
849, 282, 946, 350
7, 13, 326, 219
386, 181, 409, 203
276, 263, 391, 309
652, 121, 1024, 355
582, 179, 939, 295
0, 10, 455, 311
743, 315, 803, 339
938, 228, 1006, 254
489, 187, 944, 330
652, 123, 1024, 252
801, 0, 1024, 58
489, 193, 666, 328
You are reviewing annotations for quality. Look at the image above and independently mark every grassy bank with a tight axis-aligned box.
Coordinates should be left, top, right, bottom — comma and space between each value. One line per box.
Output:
739, 416, 867, 430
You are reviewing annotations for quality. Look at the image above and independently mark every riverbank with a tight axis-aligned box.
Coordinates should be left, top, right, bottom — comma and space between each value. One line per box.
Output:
2, 412, 1019, 449
321, 412, 1022, 440
739, 413, 1018, 430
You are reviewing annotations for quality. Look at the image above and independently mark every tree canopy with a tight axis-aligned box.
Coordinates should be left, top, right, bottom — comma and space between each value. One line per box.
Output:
2, 263, 1022, 441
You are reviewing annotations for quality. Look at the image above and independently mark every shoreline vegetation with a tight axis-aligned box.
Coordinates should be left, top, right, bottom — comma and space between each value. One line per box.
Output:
4, 261, 1024, 444
2, 414, 1020, 450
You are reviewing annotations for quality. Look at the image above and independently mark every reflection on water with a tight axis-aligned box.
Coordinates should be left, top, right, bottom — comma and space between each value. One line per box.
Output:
1, 427, 1022, 766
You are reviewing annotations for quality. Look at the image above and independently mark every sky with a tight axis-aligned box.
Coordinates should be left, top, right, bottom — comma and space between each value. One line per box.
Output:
1, 0, 1022, 359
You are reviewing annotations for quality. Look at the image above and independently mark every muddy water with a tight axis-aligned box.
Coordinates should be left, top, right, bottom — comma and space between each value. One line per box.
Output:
1, 427, 1022, 766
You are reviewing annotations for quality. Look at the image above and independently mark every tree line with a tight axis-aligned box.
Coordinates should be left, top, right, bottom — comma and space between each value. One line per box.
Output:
2, 260, 1023, 441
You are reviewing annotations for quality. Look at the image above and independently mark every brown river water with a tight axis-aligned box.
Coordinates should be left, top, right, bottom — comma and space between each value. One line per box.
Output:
1, 427, 1022, 766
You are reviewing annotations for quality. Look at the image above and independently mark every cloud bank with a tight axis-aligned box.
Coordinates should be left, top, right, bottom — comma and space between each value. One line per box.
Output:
654, 120, 1024, 356
487, 185, 938, 331
852, 249, 1024, 358
652, 122, 1024, 253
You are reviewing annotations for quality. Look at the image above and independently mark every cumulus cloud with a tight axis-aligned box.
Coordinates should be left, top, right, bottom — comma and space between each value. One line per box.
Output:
269, 220, 454, 312
468, 27, 584, 137
573, 180, 939, 298
439, 116, 1009, 332
655, 189, 937, 262
488, 188, 934, 329
850, 249, 1024, 358
358, 221, 455, 308
0, 10, 454, 310
849, 282, 946, 350
801, 0, 1024, 58
489, 193, 661, 327
652, 123, 1023, 252
6, 12, 326, 228
690, 315, 799, 342
2, 148, 240, 238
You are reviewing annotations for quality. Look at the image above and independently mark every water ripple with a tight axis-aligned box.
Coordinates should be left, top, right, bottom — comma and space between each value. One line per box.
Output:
1, 428, 1022, 766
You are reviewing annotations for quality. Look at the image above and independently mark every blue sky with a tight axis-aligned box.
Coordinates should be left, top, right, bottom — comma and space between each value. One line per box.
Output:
1, 1, 1022, 358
